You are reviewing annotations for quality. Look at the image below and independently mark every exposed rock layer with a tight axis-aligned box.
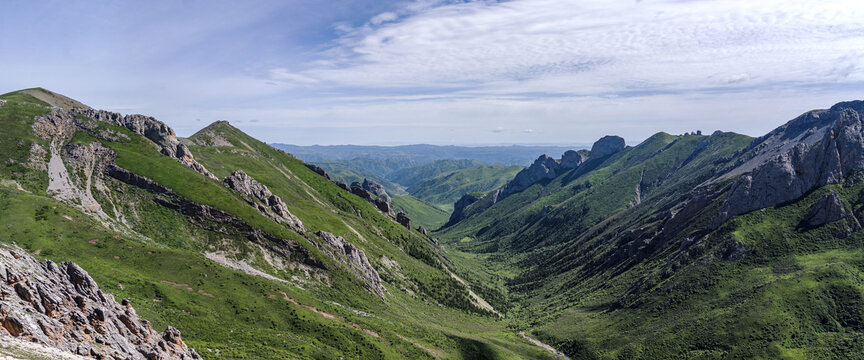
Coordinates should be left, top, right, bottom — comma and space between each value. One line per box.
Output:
313, 231, 385, 297
0, 244, 200, 359
718, 102, 864, 222
223, 170, 305, 232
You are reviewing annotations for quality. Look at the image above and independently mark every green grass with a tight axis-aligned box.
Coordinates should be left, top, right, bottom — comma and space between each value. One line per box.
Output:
0, 93, 562, 360
390, 195, 450, 230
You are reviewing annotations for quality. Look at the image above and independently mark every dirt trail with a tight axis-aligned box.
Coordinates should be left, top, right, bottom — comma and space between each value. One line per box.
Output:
519, 331, 570, 360
448, 272, 501, 317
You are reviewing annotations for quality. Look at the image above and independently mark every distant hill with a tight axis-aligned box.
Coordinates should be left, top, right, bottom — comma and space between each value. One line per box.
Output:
271, 143, 584, 166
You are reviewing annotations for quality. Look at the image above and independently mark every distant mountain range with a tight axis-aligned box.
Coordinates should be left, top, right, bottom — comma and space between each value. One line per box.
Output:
271, 143, 586, 166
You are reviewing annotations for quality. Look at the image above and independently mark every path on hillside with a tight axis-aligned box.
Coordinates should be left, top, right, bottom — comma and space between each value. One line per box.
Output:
519, 332, 570, 360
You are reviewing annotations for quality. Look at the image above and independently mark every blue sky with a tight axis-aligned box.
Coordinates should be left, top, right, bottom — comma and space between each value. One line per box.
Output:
2, 0, 864, 145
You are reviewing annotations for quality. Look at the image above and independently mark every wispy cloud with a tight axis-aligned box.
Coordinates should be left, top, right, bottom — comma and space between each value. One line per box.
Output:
273, 0, 864, 97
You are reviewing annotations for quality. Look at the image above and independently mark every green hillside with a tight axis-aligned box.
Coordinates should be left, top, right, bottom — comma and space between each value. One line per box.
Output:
407, 164, 523, 208
0, 89, 555, 360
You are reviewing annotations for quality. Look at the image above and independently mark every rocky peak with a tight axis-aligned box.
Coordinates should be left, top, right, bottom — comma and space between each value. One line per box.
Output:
361, 178, 388, 198
445, 193, 484, 227
717, 101, 864, 223
313, 232, 385, 297
492, 154, 560, 204
223, 170, 305, 232
0, 244, 200, 359
590, 135, 626, 158
560, 150, 588, 169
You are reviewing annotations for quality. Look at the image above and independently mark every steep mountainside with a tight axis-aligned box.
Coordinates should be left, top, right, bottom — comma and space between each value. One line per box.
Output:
0, 89, 555, 359
438, 101, 864, 358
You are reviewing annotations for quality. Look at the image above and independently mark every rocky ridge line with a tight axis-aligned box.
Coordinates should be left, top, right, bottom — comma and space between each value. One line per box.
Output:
491, 136, 624, 204
717, 102, 864, 223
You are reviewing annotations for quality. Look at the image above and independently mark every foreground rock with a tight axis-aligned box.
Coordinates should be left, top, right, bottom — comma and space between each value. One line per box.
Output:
0, 244, 200, 359
313, 231, 385, 297
224, 170, 305, 232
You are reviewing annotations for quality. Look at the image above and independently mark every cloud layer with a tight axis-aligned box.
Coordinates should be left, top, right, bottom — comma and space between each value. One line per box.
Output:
2, 0, 864, 145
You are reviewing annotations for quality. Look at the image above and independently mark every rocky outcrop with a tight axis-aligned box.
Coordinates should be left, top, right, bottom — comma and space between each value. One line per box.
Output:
560, 150, 588, 169
490, 136, 626, 205
361, 179, 388, 198
32, 108, 216, 180
223, 170, 305, 232
104, 165, 324, 270
349, 183, 374, 202
804, 192, 848, 227
493, 155, 560, 203
417, 226, 428, 236
373, 197, 391, 213
313, 231, 385, 297
590, 135, 626, 158
445, 193, 484, 227
396, 212, 411, 229
303, 163, 331, 180
0, 244, 200, 359
718, 102, 864, 222
71, 109, 217, 180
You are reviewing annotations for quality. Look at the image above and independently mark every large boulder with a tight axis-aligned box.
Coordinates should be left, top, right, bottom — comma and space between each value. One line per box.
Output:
804, 191, 848, 227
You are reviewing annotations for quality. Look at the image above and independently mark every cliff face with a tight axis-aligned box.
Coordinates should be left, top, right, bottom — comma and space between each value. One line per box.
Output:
0, 244, 200, 360
33, 108, 217, 180
718, 102, 864, 222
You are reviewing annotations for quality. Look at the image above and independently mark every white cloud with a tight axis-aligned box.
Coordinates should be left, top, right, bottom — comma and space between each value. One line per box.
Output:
281, 0, 864, 97
369, 12, 398, 25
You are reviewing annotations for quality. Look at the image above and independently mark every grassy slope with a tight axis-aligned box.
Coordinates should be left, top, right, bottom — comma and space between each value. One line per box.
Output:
390, 195, 450, 230
408, 164, 524, 208
435, 131, 842, 358
0, 92, 555, 360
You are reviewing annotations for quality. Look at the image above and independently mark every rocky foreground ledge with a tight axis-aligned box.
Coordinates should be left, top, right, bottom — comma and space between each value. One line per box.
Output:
0, 244, 200, 360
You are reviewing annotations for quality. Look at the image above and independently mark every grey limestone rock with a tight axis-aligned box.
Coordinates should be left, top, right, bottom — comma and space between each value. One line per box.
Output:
718, 103, 864, 223
314, 231, 385, 297
224, 170, 305, 232
0, 244, 200, 359
804, 192, 848, 227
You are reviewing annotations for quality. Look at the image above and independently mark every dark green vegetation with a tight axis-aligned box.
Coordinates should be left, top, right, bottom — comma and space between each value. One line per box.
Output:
438, 102, 864, 359
404, 163, 523, 209
0, 90, 555, 360
315, 158, 524, 222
